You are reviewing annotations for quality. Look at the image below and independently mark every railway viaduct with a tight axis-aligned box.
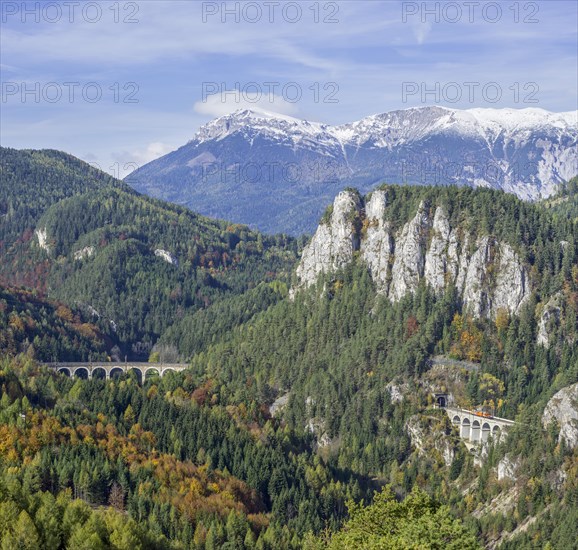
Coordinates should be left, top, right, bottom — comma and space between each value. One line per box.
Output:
443, 406, 516, 443
43, 362, 189, 381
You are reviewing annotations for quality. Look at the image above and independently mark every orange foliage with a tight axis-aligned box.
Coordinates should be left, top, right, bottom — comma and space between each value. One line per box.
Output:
0, 405, 266, 526
191, 380, 214, 406
8, 313, 25, 334
449, 313, 483, 362
405, 316, 420, 339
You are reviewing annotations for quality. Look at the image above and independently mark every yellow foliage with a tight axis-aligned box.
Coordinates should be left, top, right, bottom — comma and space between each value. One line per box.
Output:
8, 313, 25, 334
495, 308, 510, 332
55, 305, 74, 322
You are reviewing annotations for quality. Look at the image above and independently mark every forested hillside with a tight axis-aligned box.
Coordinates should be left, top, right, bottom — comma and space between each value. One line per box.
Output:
38, 186, 296, 347
177, 184, 578, 548
0, 148, 123, 289
0, 356, 372, 549
540, 175, 578, 222
0, 148, 298, 356
0, 286, 109, 361
1, 150, 577, 548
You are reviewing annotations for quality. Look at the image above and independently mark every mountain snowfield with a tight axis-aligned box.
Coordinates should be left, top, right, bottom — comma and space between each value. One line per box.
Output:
129, 106, 578, 235
196, 106, 577, 148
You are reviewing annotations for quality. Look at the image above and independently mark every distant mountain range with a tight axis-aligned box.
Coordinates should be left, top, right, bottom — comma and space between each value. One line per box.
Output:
128, 106, 578, 234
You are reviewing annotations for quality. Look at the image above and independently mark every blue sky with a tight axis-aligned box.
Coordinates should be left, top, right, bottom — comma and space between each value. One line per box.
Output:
1, 0, 577, 176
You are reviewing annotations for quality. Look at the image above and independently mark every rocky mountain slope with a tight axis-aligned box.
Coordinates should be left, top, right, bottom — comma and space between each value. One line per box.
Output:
128, 106, 578, 234
292, 187, 532, 318
179, 183, 577, 549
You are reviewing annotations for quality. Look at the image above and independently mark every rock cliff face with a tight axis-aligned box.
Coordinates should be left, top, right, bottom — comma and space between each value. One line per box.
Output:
537, 293, 562, 348
424, 207, 458, 295
361, 190, 393, 293
406, 414, 456, 467
293, 190, 361, 292
497, 454, 520, 481
292, 189, 530, 318
542, 383, 578, 448
389, 202, 430, 302
154, 249, 178, 266
35, 228, 50, 253
73, 246, 95, 261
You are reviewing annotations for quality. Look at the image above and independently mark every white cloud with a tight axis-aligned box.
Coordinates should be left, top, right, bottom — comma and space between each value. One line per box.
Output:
133, 142, 175, 163
413, 21, 432, 45
1, 0, 575, 176
0, 2, 404, 75
194, 91, 299, 117
111, 142, 175, 177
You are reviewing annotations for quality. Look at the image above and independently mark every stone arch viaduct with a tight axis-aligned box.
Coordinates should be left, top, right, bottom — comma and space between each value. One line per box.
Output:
43, 362, 188, 381
444, 406, 516, 443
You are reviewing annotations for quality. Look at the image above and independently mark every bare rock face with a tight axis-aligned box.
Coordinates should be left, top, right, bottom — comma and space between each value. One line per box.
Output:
461, 236, 492, 317
458, 237, 529, 317
305, 418, 332, 449
389, 202, 430, 302
455, 233, 471, 293
293, 190, 361, 291
292, 190, 531, 318
154, 248, 178, 265
542, 383, 578, 449
386, 381, 408, 403
74, 246, 95, 261
537, 293, 562, 348
497, 454, 519, 481
35, 228, 50, 253
493, 243, 529, 315
361, 190, 392, 293
269, 393, 290, 417
406, 414, 455, 467
424, 207, 459, 294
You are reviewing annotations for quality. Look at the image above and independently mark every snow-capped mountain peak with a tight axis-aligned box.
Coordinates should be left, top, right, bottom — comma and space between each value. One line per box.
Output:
131, 106, 578, 235
194, 108, 328, 144
193, 106, 577, 152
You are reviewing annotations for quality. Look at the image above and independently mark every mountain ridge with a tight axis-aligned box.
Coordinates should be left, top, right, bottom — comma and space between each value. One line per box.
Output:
192, 106, 577, 146
128, 106, 578, 235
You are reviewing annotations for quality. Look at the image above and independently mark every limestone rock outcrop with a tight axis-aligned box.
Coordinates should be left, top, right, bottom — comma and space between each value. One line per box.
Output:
424, 207, 459, 295
537, 293, 562, 348
154, 248, 178, 265
74, 246, 95, 261
293, 190, 361, 293
497, 454, 519, 481
458, 238, 528, 317
389, 202, 430, 301
35, 228, 50, 253
406, 414, 456, 467
542, 383, 578, 448
292, 189, 530, 318
361, 190, 392, 293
